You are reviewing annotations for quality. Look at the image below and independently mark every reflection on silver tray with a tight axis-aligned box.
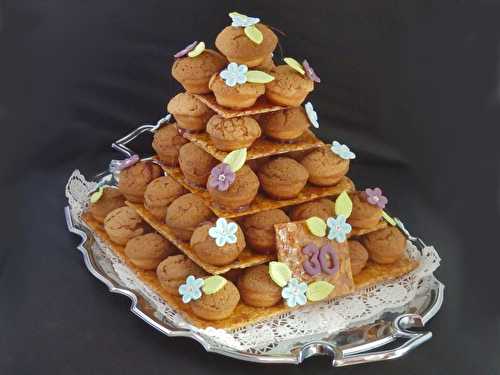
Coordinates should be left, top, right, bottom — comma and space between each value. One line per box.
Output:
63, 119, 444, 367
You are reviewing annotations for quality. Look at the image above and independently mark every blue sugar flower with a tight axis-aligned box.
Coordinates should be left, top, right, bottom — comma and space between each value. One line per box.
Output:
178, 275, 204, 304
230, 13, 260, 28
220, 63, 248, 87
281, 278, 308, 307
326, 215, 352, 243
208, 218, 239, 247
331, 141, 356, 160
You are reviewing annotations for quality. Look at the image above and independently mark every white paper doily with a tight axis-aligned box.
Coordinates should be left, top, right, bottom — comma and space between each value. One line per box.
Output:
65, 169, 441, 354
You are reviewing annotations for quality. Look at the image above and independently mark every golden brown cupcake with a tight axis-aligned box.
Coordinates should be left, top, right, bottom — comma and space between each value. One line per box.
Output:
289, 198, 334, 221
237, 265, 282, 307
300, 147, 350, 186
167, 92, 214, 133
258, 157, 309, 199
215, 24, 278, 67
104, 206, 146, 245
89, 187, 125, 223
241, 209, 290, 254
156, 254, 207, 294
117, 161, 163, 203
190, 279, 240, 321
265, 65, 314, 106
348, 240, 369, 276
348, 192, 383, 229
144, 176, 187, 221
152, 124, 188, 167
362, 227, 406, 264
172, 49, 227, 94
165, 193, 214, 241
178, 143, 218, 187
206, 115, 261, 151
190, 219, 246, 266
207, 165, 260, 211
259, 107, 310, 142
208, 72, 265, 109
124, 233, 175, 270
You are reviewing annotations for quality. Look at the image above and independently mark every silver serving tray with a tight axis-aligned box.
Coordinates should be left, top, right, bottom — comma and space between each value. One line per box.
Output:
64, 117, 444, 367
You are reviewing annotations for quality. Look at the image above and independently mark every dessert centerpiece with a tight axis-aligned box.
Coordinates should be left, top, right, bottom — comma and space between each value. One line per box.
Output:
65, 11, 443, 366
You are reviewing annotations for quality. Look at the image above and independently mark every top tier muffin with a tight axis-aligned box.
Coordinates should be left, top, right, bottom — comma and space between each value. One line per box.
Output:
215, 24, 278, 68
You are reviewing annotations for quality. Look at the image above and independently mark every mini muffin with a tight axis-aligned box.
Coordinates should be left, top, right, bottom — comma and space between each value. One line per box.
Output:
215, 24, 278, 67
289, 199, 334, 221
190, 279, 240, 321
178, 143, 218, 187
208, 73, 265, 109
190, 222, 246, 266
167, 92, 214, 133
258, 157, 309, 199
348, 240, 369, 276
165, 193, 214, 241
144, 176, 187, 221
255, 53, 276, 72
124, 233, 174, 270
157, 254, 207, 294
241, 209, 290, 254
152, 124, 188, 167
259, 107, 310, 142
104, 206, 146, 245
265, 65, 314, 107
237, 265, 282, 307
301, 148, 350, 186
89, 187, 125, 223
117, 161, 163, 203
206, 115, 261, 151
348, 192, 383, 229
362, 227, 406, 264
207, 165, 260, 211
172, 49, 227, 94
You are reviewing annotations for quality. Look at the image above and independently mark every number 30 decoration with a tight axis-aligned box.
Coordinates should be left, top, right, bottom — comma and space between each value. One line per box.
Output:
302, 243, 339, 276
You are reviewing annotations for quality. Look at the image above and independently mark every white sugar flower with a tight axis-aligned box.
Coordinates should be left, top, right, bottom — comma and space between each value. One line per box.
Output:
208, 218, 239, 247
305, 102, 319, 128
219, 63, 248, 87
331, 141, 356, 160
230, 13, 260, 28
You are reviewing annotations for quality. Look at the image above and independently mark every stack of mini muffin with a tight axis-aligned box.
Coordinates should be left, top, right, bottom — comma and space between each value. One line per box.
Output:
87, 12, 413, 326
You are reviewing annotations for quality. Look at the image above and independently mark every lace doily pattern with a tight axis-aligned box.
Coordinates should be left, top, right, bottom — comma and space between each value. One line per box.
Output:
65, 170, 441, 355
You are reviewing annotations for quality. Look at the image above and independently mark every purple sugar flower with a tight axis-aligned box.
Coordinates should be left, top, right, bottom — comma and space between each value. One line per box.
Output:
363, 187, 388, 209
109, 154, 140, 173
208, 163, 235, 191
174, 41, 198, 58
302, 59, 321, 83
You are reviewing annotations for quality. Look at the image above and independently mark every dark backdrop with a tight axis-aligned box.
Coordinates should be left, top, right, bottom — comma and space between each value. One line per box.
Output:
1, 1, 499, 374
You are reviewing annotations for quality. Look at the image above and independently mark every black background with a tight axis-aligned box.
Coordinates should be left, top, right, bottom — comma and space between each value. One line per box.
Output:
1, 0, 500, 373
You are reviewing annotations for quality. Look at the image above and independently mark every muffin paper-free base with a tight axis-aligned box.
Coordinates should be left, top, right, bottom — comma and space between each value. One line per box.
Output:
194, 94, 285, 119
126, 202, 274, 274
184, 130, 324, 161
160, 163, 356, 219
83, 212, 418, 331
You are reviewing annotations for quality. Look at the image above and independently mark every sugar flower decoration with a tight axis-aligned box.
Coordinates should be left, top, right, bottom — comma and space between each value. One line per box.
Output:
331, 141, 356, 160
304, 102, 319, 128
109, 154, 140, 173
230, 12, 260, 27
208, 163, 235, 191
326, 215, 352, 243
363, 187, 388, 209
208, 218, 239, 247
302, 60, 321, 83
281, 278, 308, 307
174, 41, 197, 58
220, 63, 248, 87
178, 275, 204, 303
